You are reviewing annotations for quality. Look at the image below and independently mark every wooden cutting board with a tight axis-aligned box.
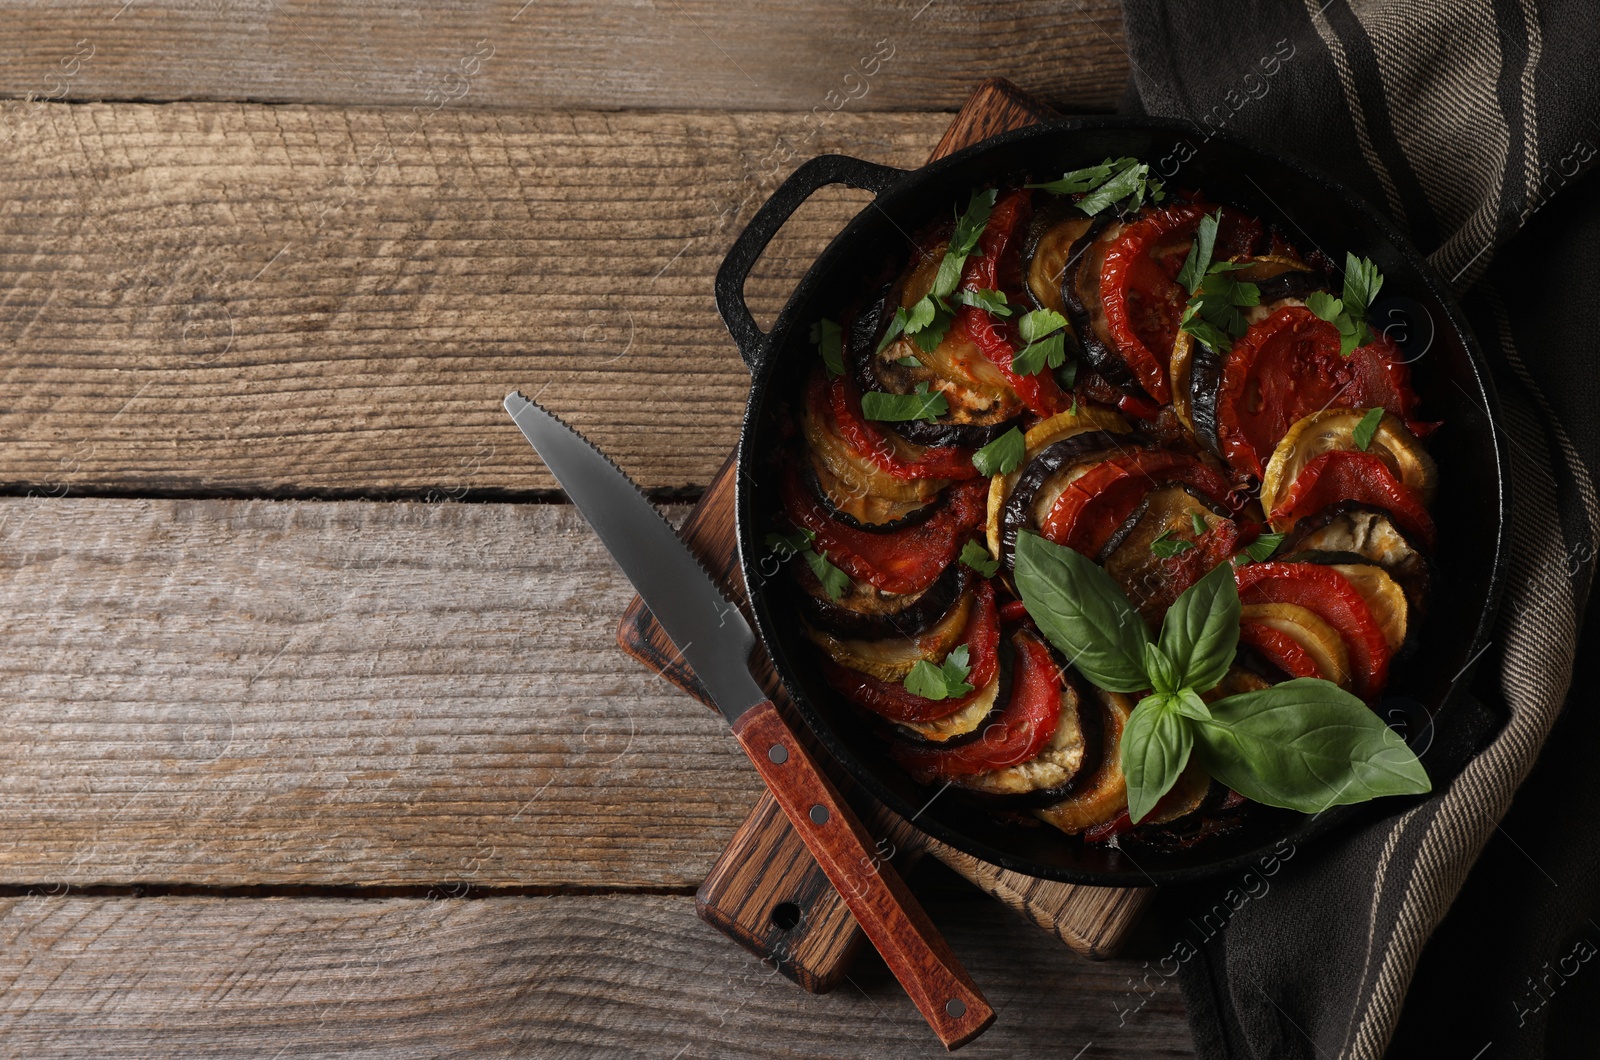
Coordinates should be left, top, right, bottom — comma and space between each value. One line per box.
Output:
617, 78, 1151, 994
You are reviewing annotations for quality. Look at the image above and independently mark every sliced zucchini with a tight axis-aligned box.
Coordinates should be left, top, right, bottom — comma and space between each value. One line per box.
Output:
1260, 408, 1438, 519
1034, 690, 1134, 835
805, 589, 973, 682
800, 382, 947, 508
1238, 602, 1353, 687
1026, 215, 1096, 316
1329, 562, 1410, 654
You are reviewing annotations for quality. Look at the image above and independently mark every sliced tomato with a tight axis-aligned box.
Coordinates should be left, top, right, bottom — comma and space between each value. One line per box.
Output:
1217, 305, 1425, 478
1268, 449, 1435, 547
820, 580, 999, 723
1238, 620, 1323, 680
1098, 202, 1207, 404
891, 627, 1064, 778
954, 304, 1070, 417
814, 372, 977, 481
1234, 561, 1392, 699
780, 465, 987, 595
1132, 520, 1243, 620
1038, 449, 1237, 556
961, 188, 1030, 293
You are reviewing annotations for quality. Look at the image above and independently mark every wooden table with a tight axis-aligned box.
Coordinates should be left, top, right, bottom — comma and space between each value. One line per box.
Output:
0, 4, 1194, 1055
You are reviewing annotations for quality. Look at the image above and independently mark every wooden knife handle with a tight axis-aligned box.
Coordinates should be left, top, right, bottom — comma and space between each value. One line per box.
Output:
731, 699, 995, 1050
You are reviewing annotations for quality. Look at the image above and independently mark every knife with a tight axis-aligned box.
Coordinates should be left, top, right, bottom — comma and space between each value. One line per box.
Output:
504, 391, 994, 1050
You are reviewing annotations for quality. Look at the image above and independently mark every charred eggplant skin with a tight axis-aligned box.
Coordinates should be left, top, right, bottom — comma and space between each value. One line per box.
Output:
793, 558, 969, 641
1059, 215, 1144, 394
1253, 269, 1334, 305
969, 648, 1106, 808
1189, 340, 1228, 459
1280, 500, 1432, 613
999, 430, 1134, 570
850, 279, 1022, 449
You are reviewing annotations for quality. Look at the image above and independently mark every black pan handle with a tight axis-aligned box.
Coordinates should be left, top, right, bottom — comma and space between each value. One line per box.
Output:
715, 154, 908, 372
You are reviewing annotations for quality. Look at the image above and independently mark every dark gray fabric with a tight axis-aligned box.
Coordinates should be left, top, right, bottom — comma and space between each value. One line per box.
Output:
1118, 2, 1600, 1057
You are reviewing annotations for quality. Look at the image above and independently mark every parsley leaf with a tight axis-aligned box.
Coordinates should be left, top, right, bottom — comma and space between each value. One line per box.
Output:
1307, 253, 1385, 356
1191, 512, 1209, 536
911, 308, 953, 353
971, 426, 1026, 477
903, 644, 975, 701
1028, 157, 1165, 216
1352, 407, 1385, 451
1012, 308, 1070, 375
875, 304, 910, 355
879, 189, 1000, 357
1176, 211, 1221, 295
895, 354, 922, 367
960, 539, 1000, 578
859, 382, 948, 423
1179, 263, 1260, 353
810, 318, 844, 379
1151, 529, 1197, 558
766, 528, 849, 601
1237, 532, 1286, 565
956, 287, 1013, 317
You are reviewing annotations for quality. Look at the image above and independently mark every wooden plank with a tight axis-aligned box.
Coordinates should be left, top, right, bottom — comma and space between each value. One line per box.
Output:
0, 494, 775, 887
0, 892, 1193, 1058
0, 104, 956, 496
0, 1, 1128, 113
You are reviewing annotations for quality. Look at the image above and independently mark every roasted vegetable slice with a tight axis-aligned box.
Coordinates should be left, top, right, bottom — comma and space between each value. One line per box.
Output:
1098, 483, 1241, 625
895, 655, 1010, 746
1238, 602, 1353, 687
1023, 206, 1096, 316
1038, 450, 1235, 558
1033, 690, 1134, 835
1235, 561, 1392, 699
1325, 560, 1410, 655
1281, 503, 1430, 616
1260, 408, 1438, 516
993, 431, 1133, 570
952, 671, 1099, 800
793, 556, 968, 641
1268, 450, 1435, 546
1097, 202, 1209, 403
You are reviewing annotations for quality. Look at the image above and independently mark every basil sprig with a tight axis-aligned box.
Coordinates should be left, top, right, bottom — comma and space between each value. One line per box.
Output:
1013, 532, 1430, 821
1177, 211, 1260, 354
1027, 157, 1165, 217
766, 528, 850, 602
1307, 253, 1385, 356
877, 188, 998, 355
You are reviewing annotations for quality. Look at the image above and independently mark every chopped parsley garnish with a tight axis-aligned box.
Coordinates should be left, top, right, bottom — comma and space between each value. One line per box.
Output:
1237, 532, 1286, 565
1026, 157, 1165, 217
1012, 308, 1070, 375
959, 539, 1000, 577
1191, 511, 1209, 536
859, 382, 948, 423
1177, 211, 1260, 353
810, 318, 844, 379
1307, 253, 1385, 356
766, 528, 849, 601
877, 188, 998, 355
903, 643, 975, 701
971, 426, 1026, 477
1150, 529, 1197, 558
896, 354, 923, 368
1352, 406, 1385, 451
955, 287, 1012, 317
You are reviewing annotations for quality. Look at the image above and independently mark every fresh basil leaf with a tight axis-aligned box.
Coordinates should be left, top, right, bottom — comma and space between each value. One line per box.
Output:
971, 426, 1025, 477
875, 305, 910, 355
1155, 560, 1240, 695
860, 383, 948, 423
1171, 687, 1213, 722
1342, 252, 1383, 314
810, 318, 844, 379
959, 539, 1000, 578
1176, 211, 1221, 295
896, 354, 922, 367
1012, 331, 1066, 376
1143, 642, 1180, 695
1013, 531, 1152, 693
1149, 529, 1196, 559
957, 287, 1012, 317
807, 549, 850, 601
1238, 531, 1286, 565
1190, 512, 1209, 537
1352, 406, 1385, 451
1191, 677, 1432, 813
1121, 692, 1193, 823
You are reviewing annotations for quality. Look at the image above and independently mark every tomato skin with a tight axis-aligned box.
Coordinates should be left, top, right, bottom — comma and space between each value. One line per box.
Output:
1269, 450, 1436, 547
1238, 620, 1323, 680
815, 373, 977, 481
891, 628, 1064, 778
1234, 561, 1392, 699
780, 465, 987, 595
821, 581, 1000, 723
962, 188, 1030, 293
1099, 203, 1208, 404
1039, 449, 1238, 556
1217, 305, 1425, 478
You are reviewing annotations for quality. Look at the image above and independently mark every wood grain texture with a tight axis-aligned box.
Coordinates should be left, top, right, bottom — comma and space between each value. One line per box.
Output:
0, 104, 951, 495
0, 892, 1193, 1058
0, 494, 782, 887
0, 1, 1128, 112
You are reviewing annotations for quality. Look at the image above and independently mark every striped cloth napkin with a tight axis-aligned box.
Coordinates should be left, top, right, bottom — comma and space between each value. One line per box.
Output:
1118, 2, 1600, 1056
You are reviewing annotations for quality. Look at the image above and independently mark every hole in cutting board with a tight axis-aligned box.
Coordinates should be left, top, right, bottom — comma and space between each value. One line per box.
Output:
769, 901, 804, 931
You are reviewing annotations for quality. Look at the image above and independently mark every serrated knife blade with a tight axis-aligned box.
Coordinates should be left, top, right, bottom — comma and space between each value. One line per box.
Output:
503, 389, 994, 1050
504, 391, 766, 722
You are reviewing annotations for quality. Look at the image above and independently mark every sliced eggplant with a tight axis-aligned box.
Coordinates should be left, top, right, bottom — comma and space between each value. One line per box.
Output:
1022, 201, 1096, 317
894, 637, 1012, 746
805, 588, 973, 682
795, 557, 968, 641
802, 457, 939, 532
799, 378, 946, 520
1033, 689, 1133, 835
953, 670, 1100, 802
1188, 334, 1228, 459
994, 430, 1136, 571
1060, 214, 1144, 394
1281, 503, 1430, 616
1238, 601, 1353, 687
1100, 484, 1232, 624
1260, 408, 1438, 519
1138, 757, 1213, 827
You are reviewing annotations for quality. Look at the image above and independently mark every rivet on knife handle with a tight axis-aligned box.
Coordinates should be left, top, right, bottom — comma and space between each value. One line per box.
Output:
732, 699, 995, 1050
